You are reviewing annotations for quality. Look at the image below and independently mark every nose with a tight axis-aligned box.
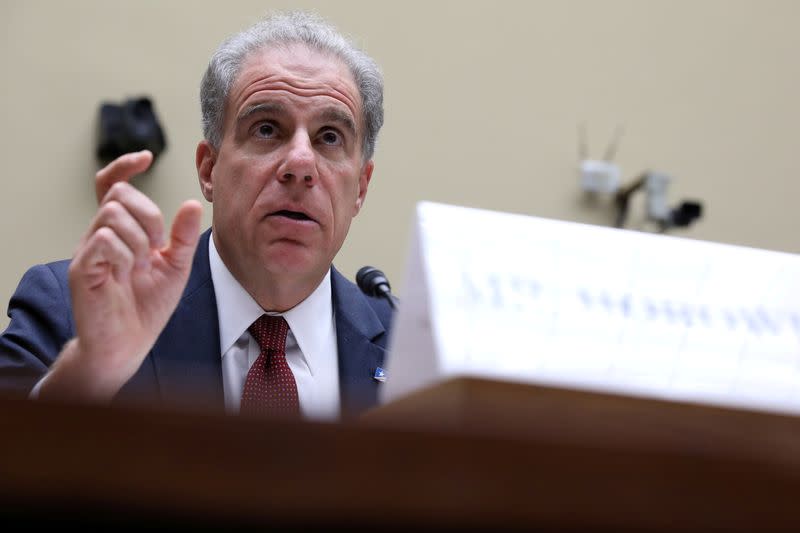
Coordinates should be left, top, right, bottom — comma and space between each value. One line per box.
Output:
277, 131, 317, 187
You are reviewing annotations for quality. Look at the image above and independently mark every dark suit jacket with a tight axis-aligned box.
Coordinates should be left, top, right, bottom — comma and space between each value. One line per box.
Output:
0, 230, 394, 418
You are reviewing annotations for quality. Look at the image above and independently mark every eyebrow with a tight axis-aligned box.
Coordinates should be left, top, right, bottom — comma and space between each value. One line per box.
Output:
236, 102, 357, 137
237, 102, 287, 123
319, 107, 356, 137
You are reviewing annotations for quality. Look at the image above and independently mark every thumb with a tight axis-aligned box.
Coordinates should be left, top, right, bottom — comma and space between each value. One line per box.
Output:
162, 200, 203, 270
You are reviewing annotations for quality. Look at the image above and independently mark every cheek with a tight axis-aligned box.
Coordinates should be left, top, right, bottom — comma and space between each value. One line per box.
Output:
342, 169, 364, 206
218, 160, 261, 203
331, 185, 359, 219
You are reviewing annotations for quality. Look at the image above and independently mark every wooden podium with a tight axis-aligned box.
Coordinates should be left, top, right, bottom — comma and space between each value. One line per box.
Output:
3, 378, 800, 531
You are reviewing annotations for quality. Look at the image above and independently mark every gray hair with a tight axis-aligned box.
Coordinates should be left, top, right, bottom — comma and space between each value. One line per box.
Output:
200, 11, 384, 161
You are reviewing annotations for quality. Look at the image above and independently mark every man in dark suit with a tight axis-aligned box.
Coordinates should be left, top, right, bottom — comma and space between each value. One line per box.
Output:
0, 11, 392, 420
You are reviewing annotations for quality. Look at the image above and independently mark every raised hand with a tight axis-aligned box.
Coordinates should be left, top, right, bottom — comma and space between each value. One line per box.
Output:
40, 151, 203, 402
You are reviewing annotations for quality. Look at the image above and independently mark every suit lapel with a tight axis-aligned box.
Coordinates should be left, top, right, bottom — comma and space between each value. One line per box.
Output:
149, 230, 224, 412
122, 241, 386, 416
331, 267, 389, 418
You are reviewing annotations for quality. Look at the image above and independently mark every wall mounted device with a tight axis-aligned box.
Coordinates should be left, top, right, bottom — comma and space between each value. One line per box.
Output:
578, 123, 624, 194
614, 171, 703, 231
96, 96, 167, 166
575, 123, 703, 233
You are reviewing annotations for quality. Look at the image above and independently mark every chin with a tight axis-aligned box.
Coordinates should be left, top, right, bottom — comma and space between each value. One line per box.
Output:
261, 244, 325, 278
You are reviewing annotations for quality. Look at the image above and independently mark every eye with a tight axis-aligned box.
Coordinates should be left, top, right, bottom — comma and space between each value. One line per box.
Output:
319, 128, 342, 146
254, 122, 276, 138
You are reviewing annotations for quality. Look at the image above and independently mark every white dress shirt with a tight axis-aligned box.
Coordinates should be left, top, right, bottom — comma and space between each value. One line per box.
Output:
209, 235, 341, 421
31, 236, 341, 420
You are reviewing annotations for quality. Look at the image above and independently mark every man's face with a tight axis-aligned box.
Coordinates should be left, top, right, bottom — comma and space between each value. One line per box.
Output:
197, 44, 373, 303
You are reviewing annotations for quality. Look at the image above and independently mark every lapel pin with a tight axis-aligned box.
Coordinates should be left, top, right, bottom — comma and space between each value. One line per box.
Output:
373, 367, 386, 383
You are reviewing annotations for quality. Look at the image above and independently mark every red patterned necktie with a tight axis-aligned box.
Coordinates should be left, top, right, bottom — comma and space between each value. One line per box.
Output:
240, 315, 300, 417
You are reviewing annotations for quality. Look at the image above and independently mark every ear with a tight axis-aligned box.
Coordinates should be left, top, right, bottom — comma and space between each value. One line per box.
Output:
353, 160, 374, 216
196, 141, 217, 202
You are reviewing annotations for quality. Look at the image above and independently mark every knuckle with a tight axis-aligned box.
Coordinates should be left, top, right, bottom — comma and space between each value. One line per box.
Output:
99, 200, 125, 220
93, 226, 116, 244
107, 180, 130, 197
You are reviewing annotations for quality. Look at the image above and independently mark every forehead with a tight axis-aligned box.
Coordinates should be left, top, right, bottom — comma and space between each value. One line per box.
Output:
227, 43, 362, 125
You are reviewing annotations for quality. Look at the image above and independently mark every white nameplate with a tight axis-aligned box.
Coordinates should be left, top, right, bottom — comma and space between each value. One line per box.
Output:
382, 201, 800, 415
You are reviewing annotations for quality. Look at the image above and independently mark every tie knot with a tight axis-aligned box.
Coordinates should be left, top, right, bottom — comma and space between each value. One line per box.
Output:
248, 315, 289, 353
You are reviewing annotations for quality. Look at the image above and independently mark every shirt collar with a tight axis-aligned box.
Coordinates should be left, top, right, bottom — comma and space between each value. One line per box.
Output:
208, 234, 333, 376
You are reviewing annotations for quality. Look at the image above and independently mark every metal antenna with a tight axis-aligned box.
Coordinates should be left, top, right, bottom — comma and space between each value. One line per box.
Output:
578, 122, 589, 161
603, 124, 625, 162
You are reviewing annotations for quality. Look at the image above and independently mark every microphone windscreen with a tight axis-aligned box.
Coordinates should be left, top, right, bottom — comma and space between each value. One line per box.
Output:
356, 266, 390, 297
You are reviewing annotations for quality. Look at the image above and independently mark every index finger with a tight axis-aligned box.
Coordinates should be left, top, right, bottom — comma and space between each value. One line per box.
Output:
95, 150, 154, 204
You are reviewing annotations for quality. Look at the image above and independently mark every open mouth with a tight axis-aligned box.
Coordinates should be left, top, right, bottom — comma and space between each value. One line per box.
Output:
270, 210, 315, 222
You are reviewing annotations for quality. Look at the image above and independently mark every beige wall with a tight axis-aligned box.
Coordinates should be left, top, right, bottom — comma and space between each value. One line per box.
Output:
2, 0, 799, 329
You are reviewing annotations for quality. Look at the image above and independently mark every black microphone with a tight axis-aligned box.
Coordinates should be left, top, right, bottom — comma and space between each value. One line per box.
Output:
356, 266, 397, 309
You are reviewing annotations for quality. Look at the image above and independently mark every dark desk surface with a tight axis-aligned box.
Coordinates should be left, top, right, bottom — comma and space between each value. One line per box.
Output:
3, 378, 800, 531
